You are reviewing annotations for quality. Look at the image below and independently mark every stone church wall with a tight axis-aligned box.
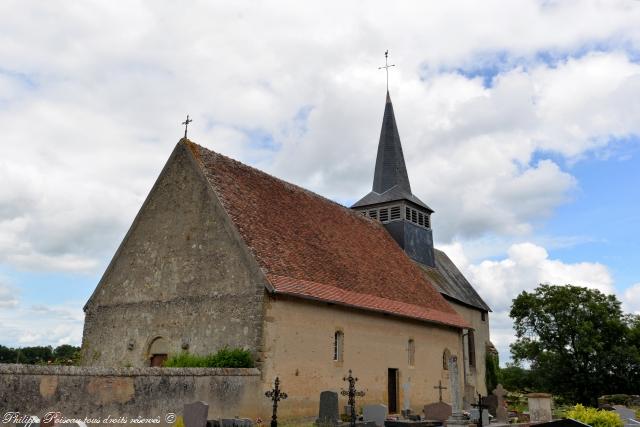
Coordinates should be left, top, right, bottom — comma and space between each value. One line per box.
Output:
448, 301, 490, 403
260, 295, 465, 419
81, 143, 267, 367
0, 364, 263, 426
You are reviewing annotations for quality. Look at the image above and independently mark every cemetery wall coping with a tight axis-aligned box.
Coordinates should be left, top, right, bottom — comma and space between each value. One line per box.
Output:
0, 363, 260, 377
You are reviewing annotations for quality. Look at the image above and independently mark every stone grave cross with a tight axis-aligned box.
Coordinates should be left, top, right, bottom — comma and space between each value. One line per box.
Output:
434, 380, 447, 402
493, 384, 508, 423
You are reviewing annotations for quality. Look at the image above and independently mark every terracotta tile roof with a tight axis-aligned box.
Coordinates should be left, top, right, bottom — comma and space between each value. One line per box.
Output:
188, 140, 468, 329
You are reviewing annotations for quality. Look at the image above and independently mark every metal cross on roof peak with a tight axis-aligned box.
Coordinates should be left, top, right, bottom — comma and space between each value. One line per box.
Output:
182, 114, 193, 139
378, 50, 396, 92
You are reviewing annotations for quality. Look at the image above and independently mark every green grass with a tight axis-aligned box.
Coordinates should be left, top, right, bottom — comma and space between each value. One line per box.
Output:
164, 347, 254, 368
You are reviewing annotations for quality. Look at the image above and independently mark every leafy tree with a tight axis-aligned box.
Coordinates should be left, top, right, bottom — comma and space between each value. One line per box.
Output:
52, 344, 81, 364
510, 284, 637, 405
17, 346, 53, 364
485, 352, 500, 393
0, 345, 18, 363
498, 363, 537, 392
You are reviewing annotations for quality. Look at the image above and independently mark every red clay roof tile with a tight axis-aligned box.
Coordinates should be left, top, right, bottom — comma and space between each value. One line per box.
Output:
189, 141, 469, 329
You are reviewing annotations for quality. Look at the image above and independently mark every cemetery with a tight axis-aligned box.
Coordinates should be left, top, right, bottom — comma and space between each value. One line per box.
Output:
168, 357, 640, 427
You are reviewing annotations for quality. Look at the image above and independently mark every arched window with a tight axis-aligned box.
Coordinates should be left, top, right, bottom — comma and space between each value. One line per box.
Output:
333, 330, 344, 362
407, 339, 415, 366
443, 348, 451, 370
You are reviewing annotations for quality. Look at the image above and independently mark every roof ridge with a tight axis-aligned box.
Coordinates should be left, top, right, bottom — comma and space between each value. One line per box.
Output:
185, 139, 384, 228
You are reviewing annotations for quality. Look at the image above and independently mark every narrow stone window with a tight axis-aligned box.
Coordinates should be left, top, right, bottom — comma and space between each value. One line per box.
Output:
443, 348, 451, 370
334, 330, 344, 362
407, 339, 415, 366
468, 331, 476, 368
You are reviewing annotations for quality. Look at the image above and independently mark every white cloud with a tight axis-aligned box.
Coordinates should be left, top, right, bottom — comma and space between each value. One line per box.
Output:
0, 300, 84, 347
1, 1, 639, 272
447, 241, 615, 363
623, 283, 640, 315
0, 279, 18, 308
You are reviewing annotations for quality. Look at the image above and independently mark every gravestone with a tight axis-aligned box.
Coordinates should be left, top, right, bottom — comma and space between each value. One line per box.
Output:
534, 419, 590, 427
402, 381, 411, 412
469, 408, 489, 427
423, 402, 452, 421
184, 401, 209, 427
493, 384, 508, 424
317, 391, 340, 425
220, 419, 236, 427
484, 394, 498, 417
363, 404, 388, 427
527, 393, 552, 423
445, 356, 467, 427
613, 406, 636, 423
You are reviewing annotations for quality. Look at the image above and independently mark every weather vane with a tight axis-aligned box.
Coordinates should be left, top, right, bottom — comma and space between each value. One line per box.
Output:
182, 114, 193, 139
378, 50, 395, 92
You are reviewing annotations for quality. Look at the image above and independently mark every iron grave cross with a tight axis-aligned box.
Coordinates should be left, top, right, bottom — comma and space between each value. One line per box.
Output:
434, 380, 448, 402
378, 50, 395, 92
265, 376, 288, 427
341, 369, 365, 427
182, 114, 193, 139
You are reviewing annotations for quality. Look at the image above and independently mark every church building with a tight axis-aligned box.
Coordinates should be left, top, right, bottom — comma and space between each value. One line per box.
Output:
81, 90, 492, 417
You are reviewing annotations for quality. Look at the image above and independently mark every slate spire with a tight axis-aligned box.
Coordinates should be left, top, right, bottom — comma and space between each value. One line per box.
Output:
372, 91, 412, 194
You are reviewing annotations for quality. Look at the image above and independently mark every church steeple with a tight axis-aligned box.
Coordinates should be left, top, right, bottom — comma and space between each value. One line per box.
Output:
351, 90, 436, 268
373, 92, 412, 195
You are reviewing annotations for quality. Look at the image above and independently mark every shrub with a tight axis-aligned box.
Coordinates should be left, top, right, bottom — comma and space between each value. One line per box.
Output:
566, 404, 624, 427
164, 347, 254, 368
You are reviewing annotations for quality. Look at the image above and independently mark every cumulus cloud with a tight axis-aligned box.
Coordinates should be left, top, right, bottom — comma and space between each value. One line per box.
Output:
1, 1, 640, 272
623, 283, 640, 315
0, 0, 638, 355
0, 300, 84, 347
0, 279, 19, 308
443, 241, 615, 362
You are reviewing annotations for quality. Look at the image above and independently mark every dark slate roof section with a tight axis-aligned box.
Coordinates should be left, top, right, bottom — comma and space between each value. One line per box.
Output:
352, 92, 432, 211
373, 92, 411, 195
419, 249, 491, 312
352, 185, 433, 212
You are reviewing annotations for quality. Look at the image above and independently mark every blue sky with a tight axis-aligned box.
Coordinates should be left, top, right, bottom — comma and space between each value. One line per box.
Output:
1, 1, 640, 364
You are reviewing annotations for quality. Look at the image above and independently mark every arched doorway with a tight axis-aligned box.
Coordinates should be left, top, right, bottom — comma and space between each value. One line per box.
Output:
148, 337, 169, 367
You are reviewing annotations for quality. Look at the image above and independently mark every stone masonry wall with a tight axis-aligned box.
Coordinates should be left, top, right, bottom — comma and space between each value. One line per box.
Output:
81, 143, 267, 367
448, 301, 490, 404
0, 364, 263, 426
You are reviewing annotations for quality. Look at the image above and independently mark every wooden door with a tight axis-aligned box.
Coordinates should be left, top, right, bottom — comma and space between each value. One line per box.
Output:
150, 354, 167, 367
388, 368, 398, 413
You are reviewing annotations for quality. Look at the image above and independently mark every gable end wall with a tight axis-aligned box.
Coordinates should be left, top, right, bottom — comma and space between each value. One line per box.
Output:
81, 143, 267, 367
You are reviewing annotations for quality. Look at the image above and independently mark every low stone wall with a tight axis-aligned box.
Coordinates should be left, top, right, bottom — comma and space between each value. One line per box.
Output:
0, 364, 263, 426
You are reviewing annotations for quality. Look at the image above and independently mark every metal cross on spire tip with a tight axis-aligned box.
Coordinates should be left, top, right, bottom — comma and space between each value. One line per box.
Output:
182, 114, 193, 139
378, 49, 395, 92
